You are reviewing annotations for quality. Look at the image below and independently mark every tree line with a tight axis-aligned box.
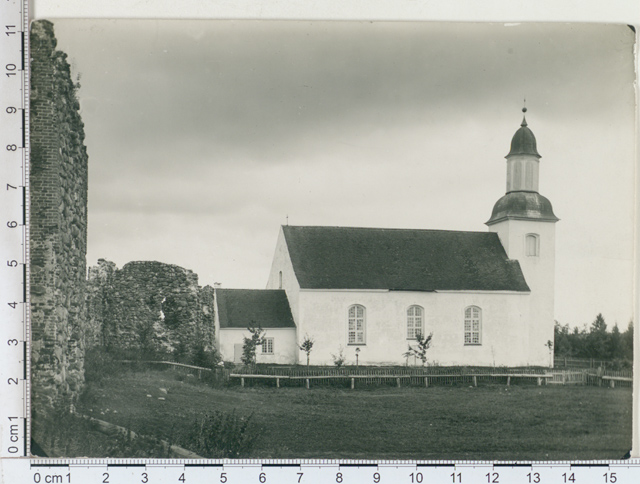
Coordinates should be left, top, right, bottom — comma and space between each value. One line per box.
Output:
554, 313, 633, 364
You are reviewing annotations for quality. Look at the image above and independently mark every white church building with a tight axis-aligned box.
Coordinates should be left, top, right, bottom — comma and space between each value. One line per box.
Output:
214, 111, 559, 367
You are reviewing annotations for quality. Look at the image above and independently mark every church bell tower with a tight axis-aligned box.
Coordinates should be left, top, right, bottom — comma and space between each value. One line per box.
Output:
486, 108, 559, 366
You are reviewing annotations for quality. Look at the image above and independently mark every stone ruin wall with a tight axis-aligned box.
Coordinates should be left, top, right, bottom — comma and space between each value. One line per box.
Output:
30, 21, 216, 419
86, 260, 216, 362
30, 20, 89, 415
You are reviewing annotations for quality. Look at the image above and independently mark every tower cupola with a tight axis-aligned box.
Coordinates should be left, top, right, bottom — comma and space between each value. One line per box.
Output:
507, 113, 541, 158
486, 108, 558, 225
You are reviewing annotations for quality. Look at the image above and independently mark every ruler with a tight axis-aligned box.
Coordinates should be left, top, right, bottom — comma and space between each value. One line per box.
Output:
0, 459, 639, 483
1, 0, 639, 482
0, 0, 29, 461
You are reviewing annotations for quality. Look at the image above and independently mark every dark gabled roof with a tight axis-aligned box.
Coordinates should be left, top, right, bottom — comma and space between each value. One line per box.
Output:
216, 289, 296, 329
282, 225, 530, 292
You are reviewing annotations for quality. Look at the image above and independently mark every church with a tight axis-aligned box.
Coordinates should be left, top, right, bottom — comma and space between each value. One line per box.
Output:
214, 110, 559, 367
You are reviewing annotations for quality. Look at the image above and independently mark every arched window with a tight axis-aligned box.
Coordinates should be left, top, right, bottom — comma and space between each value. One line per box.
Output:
407, 305, 424, 339
348, 304, 366, 345
464, 306, 482, 345
278, 271, 283, 289
526, 234, 539, 256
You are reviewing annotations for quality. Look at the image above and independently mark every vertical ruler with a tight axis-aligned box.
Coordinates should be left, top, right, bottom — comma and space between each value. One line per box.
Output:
0, 0, 28, 459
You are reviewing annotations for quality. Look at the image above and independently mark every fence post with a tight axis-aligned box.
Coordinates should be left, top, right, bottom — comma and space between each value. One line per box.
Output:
276, 377, 280, 389
537, 377, 541, 386
241, 377, 245, 388
306, 378, 310, 390
425, 377, 429, 388
473, 375, 477, 387
506, 376, 511, 386
351, 377, 354, 390
396, 377, 401, 388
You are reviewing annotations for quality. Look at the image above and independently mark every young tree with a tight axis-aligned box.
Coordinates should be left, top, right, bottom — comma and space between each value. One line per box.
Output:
586, 313, 608, 359
299, 335, 314, 367
403, 332, 433, 366
241, 325, 265, 368
622, 320, 634, 361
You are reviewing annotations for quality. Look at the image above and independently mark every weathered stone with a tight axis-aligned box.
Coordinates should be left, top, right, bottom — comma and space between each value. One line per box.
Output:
85, 260, 216, 362
30, 20, 88, 418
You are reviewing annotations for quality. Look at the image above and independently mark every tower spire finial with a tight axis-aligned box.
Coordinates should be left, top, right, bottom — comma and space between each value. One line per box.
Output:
521, 98, 528, 127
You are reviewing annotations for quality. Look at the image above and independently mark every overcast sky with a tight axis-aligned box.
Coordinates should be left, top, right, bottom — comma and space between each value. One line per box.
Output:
51, 20, 636, 330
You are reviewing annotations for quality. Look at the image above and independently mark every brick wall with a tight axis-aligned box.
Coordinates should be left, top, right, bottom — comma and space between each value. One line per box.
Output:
30, 20, 89, 416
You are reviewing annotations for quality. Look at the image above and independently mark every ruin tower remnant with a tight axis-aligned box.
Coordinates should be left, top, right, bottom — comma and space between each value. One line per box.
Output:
30, 20, 89, 415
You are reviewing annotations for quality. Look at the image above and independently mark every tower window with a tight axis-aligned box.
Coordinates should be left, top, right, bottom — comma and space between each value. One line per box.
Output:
278, 271, 283, 289
526, 234, 539, 256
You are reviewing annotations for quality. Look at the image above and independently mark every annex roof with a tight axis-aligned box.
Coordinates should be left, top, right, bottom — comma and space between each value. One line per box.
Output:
216, 289, 296, 329
282, 225, 530, 292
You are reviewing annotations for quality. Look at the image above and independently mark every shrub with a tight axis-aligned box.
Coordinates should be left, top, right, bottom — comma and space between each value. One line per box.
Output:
332, 346, 346, 367
184, 410, 263, 458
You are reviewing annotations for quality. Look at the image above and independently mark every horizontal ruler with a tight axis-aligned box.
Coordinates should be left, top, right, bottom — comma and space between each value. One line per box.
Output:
0, 460, 639, 484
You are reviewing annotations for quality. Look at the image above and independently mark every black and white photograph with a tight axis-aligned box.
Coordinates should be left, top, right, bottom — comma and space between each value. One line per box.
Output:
28, 18, 635, 459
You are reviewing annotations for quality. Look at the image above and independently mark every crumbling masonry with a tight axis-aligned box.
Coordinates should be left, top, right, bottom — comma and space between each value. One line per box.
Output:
86, 259, 216, 360
30, 20, 89, 416
30, 22, 218, 421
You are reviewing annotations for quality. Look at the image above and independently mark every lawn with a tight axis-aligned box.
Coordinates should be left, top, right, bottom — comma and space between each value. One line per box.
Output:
68, 368, 633, 460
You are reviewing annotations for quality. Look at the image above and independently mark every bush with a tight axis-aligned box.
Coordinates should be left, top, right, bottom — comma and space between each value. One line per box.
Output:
183, 410, 263, 458
84, 347, 128, 384
332, 346, 346, 367
32, 400, 170, 457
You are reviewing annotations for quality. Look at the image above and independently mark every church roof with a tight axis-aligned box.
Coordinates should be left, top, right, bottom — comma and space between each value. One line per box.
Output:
506, 116, 541, 158
486, 191, 559, 225
282, 225, 530, 292
216, 289, 296, 329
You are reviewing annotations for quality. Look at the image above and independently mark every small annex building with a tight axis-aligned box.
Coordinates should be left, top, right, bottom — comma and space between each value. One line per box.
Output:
214, 288, 297, 364
215, 111, 559, 367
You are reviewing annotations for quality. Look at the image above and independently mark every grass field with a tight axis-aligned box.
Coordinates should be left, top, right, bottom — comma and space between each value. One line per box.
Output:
70, 368, 633, 460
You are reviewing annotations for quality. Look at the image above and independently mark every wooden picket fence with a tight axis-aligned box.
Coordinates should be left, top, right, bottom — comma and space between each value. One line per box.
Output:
553, 357, 631, 370
230, 366, 632, 389
116, 360, 632, 389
